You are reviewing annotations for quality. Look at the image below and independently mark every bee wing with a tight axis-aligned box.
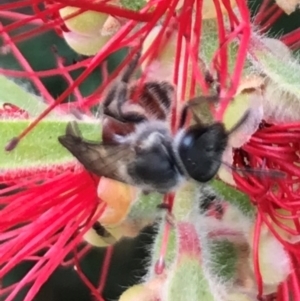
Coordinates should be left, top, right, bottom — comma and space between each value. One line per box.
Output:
220, 160, 286, 179
58, 121, 135, 183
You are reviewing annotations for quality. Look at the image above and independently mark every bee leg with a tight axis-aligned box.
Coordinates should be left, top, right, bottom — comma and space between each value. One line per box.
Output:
102, 80, 129, 121
120, 50, 141, 83
102, 83, 118, 114
178, 103, 194, 128
178, 97, 207, 128
113, 49, 145, 122
104, 50, 141, 107
102, 51, 145, 123
103, 81, 147, 123
115, 82, 148, 123
178, 95, 220, 128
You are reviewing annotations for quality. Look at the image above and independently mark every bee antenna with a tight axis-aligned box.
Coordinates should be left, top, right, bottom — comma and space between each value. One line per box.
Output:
179, 105, 189, 128
179, 95, 220, 128
227, 110, 251, 136
218, 159, 286, 179
187, 95, 220, 108
121, 49, 142, 83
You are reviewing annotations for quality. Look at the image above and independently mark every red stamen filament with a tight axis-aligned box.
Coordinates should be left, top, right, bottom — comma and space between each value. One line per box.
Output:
61, 245, 91, 267
0, 22, 55, 105
155, 193, 175, 275
253, 212, 263, 298
281, 28, 300, 49
259, 8, 283, 33
253, 0, 272, 24
97, 246, 114, 294
72, 246, 105, 301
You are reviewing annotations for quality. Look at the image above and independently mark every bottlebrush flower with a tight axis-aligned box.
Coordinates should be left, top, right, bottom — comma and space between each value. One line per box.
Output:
224, 29, 300, 299
1, 1, 300, 301
232, 121, 300, 298
247, 222, 291, 290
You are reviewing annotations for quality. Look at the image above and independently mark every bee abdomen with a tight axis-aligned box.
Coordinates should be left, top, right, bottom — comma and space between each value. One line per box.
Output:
130, 81, 175, 121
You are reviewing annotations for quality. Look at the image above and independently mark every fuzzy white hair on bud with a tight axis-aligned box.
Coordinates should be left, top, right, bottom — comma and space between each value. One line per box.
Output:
248, 225, 291, 287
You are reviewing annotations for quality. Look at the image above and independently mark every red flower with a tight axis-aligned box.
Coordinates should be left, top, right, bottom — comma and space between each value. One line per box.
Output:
233, 121, 300, 300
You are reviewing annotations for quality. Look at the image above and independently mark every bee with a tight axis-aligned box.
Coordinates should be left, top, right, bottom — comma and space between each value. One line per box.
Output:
58, 52, 281, 195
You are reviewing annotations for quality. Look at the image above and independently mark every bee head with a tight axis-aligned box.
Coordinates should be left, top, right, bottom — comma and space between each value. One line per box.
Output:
177, 123, 228, 182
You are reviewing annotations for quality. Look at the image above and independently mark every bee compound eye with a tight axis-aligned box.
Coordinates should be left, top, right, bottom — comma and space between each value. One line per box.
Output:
177, 125, 228, 183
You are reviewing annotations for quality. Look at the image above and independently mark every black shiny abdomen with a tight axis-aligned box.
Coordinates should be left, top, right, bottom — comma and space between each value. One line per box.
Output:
178, 123, 228, 182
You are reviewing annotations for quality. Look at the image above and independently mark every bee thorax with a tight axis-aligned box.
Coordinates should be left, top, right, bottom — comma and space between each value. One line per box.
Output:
121, 122, 184, 193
